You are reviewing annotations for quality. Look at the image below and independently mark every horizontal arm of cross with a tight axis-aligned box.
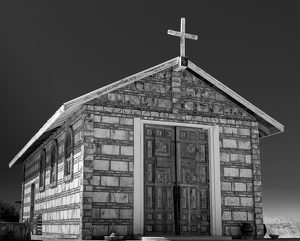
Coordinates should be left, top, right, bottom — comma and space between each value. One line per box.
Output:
167, 30, 198, 40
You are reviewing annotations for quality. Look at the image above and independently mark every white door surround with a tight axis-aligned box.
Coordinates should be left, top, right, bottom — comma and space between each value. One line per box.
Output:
133, 118, 222, 236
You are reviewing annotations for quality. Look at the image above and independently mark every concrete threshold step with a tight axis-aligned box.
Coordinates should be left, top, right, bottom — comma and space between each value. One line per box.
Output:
141, 235, 232, 241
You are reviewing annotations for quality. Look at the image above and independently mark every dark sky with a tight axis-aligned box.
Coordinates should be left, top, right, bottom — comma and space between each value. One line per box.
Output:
0, 1, 299, 219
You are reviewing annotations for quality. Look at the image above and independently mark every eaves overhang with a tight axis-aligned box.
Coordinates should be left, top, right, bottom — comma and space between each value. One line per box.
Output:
9, 56, 284, 167
9, 57, 179, 168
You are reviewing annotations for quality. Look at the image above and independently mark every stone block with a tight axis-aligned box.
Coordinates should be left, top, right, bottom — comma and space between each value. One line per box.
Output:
221, 182, 231, 191
85, 223, 92, 229
255, 196, 261, 202
120, 177, 133, 187
224, 167, 239, 177
225, 197, 240, 206
225, 226, 240, 236
111, 161, 128, 171
110, 193, 129, 203
245, 155, 252, 164
232, 211, 247, 221
92, 192, 109, 202
240, 169, 252, 178
101, 145, 120, 155
241, 197, 254, 206
121, 146, 133, 156
92, 225, 108, 236
101, 176, 119, 186
94, 128, 110, 138
125, 95, 141, 105
120, 118, 133, 125
256, 218, 262, 224
94, 115, 101, 122
129, 162, 134, 172
108, 93, 124, 103
231, 154, 245, 163
238, 128, 251, 136
111, 130, 129, 140
158, 99, 172, 108
228, 119, 235, 124
94, 160, 110, 170
151, 111, 159, 117
120, 209, 133, 219
142, 111, 151, 116
254, 181, 262, 186
222, 139, 238, 148
223, 127, 237, 135
83, 192, 93, 198
102, 116, 119, 124
93, 176, 100, 185
213, 104, 223, 114
222, 211, 232, 220
232, 182, 246, 191
247, 183, 253, 192
220, 153, 230, 162
101, 209, 119, 219
238, 140, 251, 150
248, 212, 254, 221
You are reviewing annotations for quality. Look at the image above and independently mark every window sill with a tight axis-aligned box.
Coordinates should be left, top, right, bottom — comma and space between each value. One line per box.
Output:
64, 174, 73, 182
49, 181, 57, 188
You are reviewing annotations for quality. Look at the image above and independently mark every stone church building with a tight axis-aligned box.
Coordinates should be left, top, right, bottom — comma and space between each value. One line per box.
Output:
9, 19, 283, 241
9, 56, 284, 240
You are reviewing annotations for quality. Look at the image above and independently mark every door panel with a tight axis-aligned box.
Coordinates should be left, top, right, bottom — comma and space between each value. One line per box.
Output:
176, 127, 210, 235
144, 125, 209, 235
144, 125, 176, 235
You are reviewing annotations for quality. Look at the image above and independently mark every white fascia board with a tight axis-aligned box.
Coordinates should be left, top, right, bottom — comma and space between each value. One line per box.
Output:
188, 61, 284, 134
9, 57, 179, 168
9, 105, 65, 168
64, 57, 179, 111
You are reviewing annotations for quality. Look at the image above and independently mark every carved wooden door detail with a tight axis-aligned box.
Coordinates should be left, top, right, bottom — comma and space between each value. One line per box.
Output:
176, 127, 210, 234
144, 125, 209, 235
144, 125, 176, 235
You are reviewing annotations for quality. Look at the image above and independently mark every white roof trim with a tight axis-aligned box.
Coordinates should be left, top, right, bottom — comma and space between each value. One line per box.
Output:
9, 105, 65, 168
64, 57, 179, 111
188, 60, 284, 133
9, 57, 179, 168
9, 56, 284, 168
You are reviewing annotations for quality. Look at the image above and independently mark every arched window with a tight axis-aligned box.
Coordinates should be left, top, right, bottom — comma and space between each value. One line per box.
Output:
39, 149, 46, 191
50, 140, 58, 186
64, 127, 74, 180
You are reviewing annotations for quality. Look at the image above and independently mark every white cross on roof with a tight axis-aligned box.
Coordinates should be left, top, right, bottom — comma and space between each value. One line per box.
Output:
167, 18, 198, 57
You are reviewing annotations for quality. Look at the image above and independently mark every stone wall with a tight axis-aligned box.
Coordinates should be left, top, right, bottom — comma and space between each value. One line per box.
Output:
22, 110, 84, 239
82, 67, 264, 239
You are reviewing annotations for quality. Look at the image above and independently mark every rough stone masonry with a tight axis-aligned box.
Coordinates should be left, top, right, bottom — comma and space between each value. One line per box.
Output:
21, 67, 264, 240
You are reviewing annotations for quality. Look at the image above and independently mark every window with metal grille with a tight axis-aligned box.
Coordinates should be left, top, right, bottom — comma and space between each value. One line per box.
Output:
64, 127, 74, 180
39, 149, 46, 191
49, 140, 58, 186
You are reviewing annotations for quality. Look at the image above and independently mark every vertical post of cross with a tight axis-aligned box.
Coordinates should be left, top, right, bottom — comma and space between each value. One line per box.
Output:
180, 18, 186, 57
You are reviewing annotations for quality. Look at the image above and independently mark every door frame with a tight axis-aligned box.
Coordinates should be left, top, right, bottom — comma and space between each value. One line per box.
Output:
133, 118, 222, 236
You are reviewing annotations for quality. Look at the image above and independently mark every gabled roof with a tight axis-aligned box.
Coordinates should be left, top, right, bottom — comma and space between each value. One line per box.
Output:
9, 56, 284, 168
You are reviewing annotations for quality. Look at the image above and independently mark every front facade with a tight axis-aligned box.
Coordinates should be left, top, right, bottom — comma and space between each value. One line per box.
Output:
11, 57, 283, 240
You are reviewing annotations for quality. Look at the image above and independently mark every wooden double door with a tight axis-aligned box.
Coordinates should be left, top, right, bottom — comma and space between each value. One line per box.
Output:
144, 125, 210, 235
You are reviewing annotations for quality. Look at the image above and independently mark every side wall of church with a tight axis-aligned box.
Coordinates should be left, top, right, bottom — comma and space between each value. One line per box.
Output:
22, 110, 84, 239
81, 67, 264, 239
